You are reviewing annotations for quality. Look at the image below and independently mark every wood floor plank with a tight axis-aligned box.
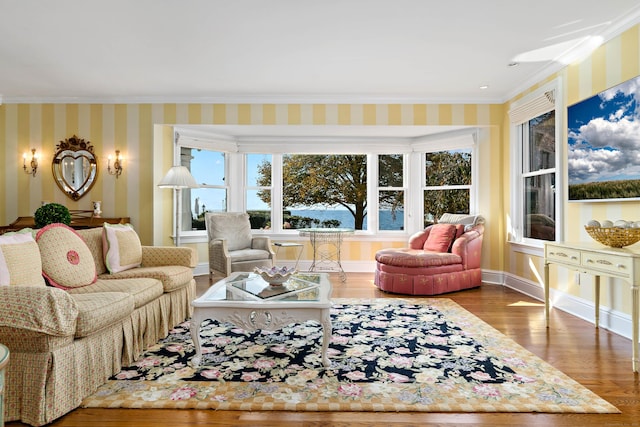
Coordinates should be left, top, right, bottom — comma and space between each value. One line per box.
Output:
7, 273, 639, 426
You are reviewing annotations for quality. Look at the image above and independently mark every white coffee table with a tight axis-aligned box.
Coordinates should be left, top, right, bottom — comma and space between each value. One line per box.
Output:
190, 271, 333, 367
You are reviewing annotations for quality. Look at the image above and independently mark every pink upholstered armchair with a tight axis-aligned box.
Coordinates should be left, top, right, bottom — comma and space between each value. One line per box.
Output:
374, 214, 484, 295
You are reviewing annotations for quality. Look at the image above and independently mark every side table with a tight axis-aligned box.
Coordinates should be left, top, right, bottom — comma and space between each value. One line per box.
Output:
273, 242, 303, 269
0, 344, 9, 427
298, 228, 354, 281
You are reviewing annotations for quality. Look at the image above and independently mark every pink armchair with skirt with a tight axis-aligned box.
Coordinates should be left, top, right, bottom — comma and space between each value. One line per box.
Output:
374, 214, 484, 295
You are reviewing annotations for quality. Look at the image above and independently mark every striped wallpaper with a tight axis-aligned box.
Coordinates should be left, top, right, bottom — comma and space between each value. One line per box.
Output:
0, 102, 503, 272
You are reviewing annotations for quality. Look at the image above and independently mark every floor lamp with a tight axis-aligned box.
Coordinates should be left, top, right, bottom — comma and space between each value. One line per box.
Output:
158, 165, 199, 247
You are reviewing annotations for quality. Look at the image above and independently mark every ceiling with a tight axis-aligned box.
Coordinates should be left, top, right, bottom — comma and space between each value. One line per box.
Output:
2, 1, 640, 106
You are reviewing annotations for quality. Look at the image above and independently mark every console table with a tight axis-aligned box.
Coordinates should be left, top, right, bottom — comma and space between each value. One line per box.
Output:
544, 242, 640, 372
0, 212, 129, 234
299, 228, 354, 281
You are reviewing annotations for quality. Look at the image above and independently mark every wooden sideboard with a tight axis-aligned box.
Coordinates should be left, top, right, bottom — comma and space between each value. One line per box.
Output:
0, 211, 129, 234
544, 241, 640, 372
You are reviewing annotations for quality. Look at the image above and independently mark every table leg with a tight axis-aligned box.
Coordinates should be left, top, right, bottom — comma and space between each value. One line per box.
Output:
632, 283, 639, 372
544, 263, 550, 328
190, 311, 203, 367
321, 308, 332, 367
309, 234, 318, 272
594, 275, 600, 329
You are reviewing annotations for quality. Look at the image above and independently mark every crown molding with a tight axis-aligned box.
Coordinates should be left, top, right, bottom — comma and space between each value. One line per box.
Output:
504, 6, 640, 102
0, 93, 505, 105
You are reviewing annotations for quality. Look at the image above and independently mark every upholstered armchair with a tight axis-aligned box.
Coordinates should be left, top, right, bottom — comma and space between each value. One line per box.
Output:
205, 212, 275, 279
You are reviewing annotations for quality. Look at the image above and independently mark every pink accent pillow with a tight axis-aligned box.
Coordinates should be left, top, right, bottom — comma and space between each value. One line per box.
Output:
36, 223, 97, 289
0, 229, 45, 287
423, 223, 457, 252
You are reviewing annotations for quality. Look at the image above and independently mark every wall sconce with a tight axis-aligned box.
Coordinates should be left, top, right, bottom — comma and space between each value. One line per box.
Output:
107, 150, 123, 178
23, 148, 38, 177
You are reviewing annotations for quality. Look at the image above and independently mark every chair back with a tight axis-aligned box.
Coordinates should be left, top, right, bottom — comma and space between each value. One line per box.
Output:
204, 212, 253, 251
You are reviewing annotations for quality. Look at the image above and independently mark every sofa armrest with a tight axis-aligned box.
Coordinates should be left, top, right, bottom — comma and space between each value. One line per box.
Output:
451, 224, 484, 270
141, 246, 197, 268
0, 286, 77, 336
408, 228, 431, 249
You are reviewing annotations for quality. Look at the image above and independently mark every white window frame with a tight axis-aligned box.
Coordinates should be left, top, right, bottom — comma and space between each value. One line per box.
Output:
172, 127, 479, 243
375, 154, 408, 232
411, 129, 479, 229
509, 78, 564, 252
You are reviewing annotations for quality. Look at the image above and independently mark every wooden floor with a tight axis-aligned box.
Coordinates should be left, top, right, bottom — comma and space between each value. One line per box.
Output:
8, 273, 640, 426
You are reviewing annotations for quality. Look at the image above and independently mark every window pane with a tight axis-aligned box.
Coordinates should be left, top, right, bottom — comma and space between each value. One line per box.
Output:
528, 111, 555, 172
425, 150, 472, 186
247, 154, 271, 186
378, 154, 403, 187
189, 188, 227, 230
281, 154, 367, 230
524, 174, 555, 241
190, 149, 225, 185
379, 190, 404, 230
246, 154, 272, 230
423, 189, 469, 227
247, 189, 271, 230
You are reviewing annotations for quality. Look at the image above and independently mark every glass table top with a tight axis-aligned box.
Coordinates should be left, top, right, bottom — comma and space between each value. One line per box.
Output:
198, 272, 328, 303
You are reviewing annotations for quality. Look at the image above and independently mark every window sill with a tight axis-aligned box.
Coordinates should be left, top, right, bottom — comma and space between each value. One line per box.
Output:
508, 240, 545, 257
177, 230, 410, 245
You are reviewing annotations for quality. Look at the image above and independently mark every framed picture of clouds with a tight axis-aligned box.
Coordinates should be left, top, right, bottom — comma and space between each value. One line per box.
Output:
568, 74, 640, 201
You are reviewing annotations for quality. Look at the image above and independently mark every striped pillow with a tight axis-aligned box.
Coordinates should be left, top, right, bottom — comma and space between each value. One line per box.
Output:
102, 223, 142, 273
0, 229, 45, 287
36, 223, 97, 289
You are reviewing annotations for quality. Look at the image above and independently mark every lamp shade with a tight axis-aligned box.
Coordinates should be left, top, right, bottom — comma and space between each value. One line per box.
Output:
158, 166, 199, 189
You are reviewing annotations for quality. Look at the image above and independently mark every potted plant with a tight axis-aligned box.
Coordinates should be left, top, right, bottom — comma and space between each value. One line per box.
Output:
34, 203, 71, 228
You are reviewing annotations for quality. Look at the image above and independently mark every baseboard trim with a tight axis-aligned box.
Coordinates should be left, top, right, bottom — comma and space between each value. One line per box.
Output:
487, 269, 632, 341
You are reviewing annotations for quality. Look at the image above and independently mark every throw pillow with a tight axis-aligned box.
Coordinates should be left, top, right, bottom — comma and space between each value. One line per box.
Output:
36, 223, 97, 289
0, 229, 46, 287
423, 223, 457, 252
205, 212, 252, 251
102, 223, 143, 273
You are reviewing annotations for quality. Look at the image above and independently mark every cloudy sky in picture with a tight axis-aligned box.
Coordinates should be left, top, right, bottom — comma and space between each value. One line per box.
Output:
568, 75, 640, 185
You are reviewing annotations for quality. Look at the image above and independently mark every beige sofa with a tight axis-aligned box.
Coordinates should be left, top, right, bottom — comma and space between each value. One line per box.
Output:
0, 224, 197, 426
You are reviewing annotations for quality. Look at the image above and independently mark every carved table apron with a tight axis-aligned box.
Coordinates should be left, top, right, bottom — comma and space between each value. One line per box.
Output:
190, 272, 332, 367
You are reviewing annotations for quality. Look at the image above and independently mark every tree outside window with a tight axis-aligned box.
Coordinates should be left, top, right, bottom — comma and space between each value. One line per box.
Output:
423, 150, 472, 226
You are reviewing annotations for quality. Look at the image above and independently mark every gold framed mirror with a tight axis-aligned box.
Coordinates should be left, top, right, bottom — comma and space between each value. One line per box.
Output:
52, 135, 98, 201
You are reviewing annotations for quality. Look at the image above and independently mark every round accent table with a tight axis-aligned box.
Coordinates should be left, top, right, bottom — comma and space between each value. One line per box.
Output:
298, 228, 354, 281
0, 344, 9, 427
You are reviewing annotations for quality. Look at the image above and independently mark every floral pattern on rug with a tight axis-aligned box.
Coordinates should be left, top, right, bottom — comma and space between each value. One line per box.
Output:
83, 298, 619, 413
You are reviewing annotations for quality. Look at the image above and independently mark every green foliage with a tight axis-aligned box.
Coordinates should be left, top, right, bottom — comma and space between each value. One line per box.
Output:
425, 151, 471, 186
257, 154, 370, 230
569, 179, 640, 200
423, 151, 471, 224
34, 203, 71, 228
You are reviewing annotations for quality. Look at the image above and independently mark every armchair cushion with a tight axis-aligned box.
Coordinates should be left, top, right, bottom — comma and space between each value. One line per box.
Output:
0, 229, 45, 287
423, 223, 457, 252
36, 223, 97, 289
206, 212, 252, 251
103, 223, 143, 273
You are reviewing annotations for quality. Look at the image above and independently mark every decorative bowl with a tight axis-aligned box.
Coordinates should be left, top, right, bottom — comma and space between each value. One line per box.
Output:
584, 226, 640, 248
254, 266, 297, 286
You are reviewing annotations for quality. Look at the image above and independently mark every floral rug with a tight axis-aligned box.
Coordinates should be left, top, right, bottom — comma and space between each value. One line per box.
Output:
82, 298, 618, 413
